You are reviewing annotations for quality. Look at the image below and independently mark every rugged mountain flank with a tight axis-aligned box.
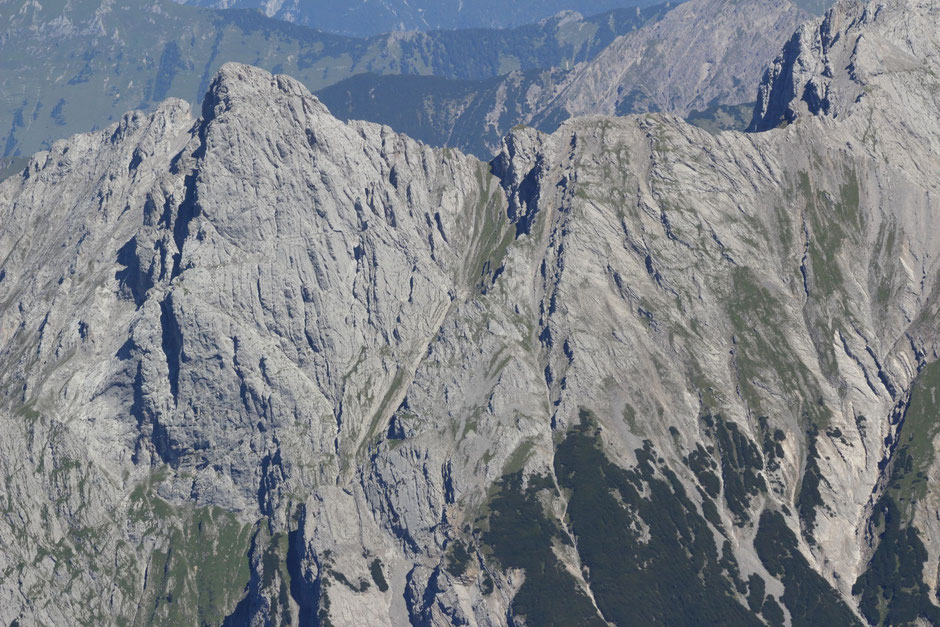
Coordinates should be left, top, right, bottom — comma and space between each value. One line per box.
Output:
1, 0, 939, 624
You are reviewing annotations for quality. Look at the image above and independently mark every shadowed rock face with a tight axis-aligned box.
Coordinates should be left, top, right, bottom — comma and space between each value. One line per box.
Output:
1, 0, 940, 623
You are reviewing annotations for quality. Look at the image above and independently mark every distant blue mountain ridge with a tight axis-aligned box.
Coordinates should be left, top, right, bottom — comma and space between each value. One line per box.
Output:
173, 0, 665, 37
0, 0, 670, 159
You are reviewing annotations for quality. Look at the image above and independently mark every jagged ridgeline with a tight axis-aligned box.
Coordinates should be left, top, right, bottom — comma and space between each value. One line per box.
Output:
1, 0, 940, 625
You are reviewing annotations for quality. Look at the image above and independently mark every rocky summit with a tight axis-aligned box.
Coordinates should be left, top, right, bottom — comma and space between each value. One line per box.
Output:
1, 0, 940, 624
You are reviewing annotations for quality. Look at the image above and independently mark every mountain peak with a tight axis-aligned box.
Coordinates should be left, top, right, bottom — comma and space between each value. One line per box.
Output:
202, 62, 331, 122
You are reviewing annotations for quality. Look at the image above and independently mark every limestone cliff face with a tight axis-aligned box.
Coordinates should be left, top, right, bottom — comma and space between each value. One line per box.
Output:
1, 0, 940, 624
